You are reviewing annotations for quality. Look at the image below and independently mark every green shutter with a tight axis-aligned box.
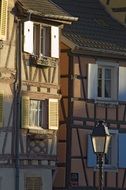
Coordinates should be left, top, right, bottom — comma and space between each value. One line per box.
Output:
22, 96, 29, 128
0, 0, 8, 40
0, 90, 4, 127
48, 99, 59, 130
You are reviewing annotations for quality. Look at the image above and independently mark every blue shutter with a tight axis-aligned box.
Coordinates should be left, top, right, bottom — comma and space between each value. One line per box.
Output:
87, 135, 96, 167
119, 67, 126, 101
119, 133, 126, 168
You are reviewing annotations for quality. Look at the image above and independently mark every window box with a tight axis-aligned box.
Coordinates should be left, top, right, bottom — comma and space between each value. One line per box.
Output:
29, 55, 58, 67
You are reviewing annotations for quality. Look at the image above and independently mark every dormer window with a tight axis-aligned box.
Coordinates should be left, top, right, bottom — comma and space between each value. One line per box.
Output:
23, 21, 59, 59
33, 24, 51, 57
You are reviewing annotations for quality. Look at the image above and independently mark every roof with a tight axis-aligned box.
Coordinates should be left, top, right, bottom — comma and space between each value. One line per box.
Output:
16, 0, 78, 23
52, 0, 126, 57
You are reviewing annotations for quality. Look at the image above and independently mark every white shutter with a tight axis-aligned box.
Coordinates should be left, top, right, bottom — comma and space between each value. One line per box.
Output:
23, 21, 33, 54
22, 96, 29, 128
0, 90, 4, 127
87, 63, 98, 99
48, 99, 59, 130
119, 66, 126, 101
0, 0, 8, 40
112, 66, 118, 100
51, 26, 59, 58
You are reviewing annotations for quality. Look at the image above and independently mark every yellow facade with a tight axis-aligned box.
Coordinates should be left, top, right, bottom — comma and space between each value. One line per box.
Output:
100, 0, 126, 24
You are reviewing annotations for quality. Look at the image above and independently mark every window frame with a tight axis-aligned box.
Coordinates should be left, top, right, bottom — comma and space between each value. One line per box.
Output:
33, 23, 51, 58
97, 61, 118, 101
87, 61, 119, 103
22, 96, 59, 130
29, 99, 47, 129
103, 130, 118, 170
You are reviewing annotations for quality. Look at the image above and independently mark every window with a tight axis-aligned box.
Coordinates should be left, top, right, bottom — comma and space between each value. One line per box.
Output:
88, 61, 126, 102
33, 24, 51, 57
87, 131, 118, 170
22, 97, 59, 130
0, 0, 8, 40
70, 173, 79, 187
98, 67, 111, 98
24, 21, 59, 58
25, 177, 42, 190
29, 100, 47, 128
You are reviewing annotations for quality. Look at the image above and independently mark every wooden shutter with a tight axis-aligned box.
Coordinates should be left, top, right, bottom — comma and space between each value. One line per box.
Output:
119, 66, 126, 101
119, 133, 126, 168
23, 21, 33, 54
87, 63, 98, 99
25, 177, 42, 190
51, 26, 59, 58
48, 99, 59, 130
22, 96, 29, 128
87, 135, 96, 167
0, 90, 4, 127
0, 0, 8, 40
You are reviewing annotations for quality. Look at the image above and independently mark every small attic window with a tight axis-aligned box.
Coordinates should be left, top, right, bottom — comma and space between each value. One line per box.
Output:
94, 19, 109, 28
106, 0, 110, 5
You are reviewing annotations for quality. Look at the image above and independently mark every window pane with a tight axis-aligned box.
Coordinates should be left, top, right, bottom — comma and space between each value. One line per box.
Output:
105, 80, 111, 97
40, 26, 51, 57
98, 80, 102, 97
104, 138, 112, 165
33, 24, 40, 56
40, 28, 44, 56
30, 100, 41, 127
105, 68, 111, 98
98, 68, 102, 97
105, 68, 111, 79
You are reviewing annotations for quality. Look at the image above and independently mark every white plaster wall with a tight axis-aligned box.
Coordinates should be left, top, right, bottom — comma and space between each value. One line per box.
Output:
0, 168, 52, 190
0, 168, 15, 190
19, 168, 52, 190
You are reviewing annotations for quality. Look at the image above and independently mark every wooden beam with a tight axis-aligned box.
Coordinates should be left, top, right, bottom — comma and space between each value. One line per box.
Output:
22, 91, 61, 100
23, 80, 59, 89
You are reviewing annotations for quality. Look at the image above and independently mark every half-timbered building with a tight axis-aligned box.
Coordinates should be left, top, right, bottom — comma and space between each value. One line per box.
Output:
0, 0, 77, 189
52, 0, 126, 189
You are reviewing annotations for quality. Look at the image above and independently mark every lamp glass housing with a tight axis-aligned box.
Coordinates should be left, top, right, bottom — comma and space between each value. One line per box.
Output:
92, 135, 111, 154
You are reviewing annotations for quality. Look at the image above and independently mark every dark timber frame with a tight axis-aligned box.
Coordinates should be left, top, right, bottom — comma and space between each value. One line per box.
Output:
57, 48, 126, 190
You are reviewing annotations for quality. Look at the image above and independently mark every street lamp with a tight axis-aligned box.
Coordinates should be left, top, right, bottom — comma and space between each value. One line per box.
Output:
91, 121, 111, 190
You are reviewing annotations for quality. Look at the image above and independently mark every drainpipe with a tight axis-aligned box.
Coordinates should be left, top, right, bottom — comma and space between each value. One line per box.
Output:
15, 19, 22, 190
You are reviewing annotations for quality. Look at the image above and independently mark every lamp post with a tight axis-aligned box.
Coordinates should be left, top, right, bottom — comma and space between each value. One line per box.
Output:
91, 121, 111, 190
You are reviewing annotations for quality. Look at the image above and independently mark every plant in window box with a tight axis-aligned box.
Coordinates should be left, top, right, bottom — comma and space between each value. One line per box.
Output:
29, 54, 38, 65
38, 56, 57, 67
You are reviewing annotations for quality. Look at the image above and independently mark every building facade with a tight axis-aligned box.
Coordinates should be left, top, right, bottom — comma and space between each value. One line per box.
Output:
52, 0, 126, 189
0, 0, 76, 189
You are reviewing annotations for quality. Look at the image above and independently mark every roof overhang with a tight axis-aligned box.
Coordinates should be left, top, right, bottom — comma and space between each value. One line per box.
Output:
61, 35, 126, 60
15, 1, 78, 25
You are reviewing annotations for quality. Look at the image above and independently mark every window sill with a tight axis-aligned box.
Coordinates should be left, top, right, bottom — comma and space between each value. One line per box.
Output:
25, 126, 55, 136
94, 166, 118, 172
95, 99, 118, 107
